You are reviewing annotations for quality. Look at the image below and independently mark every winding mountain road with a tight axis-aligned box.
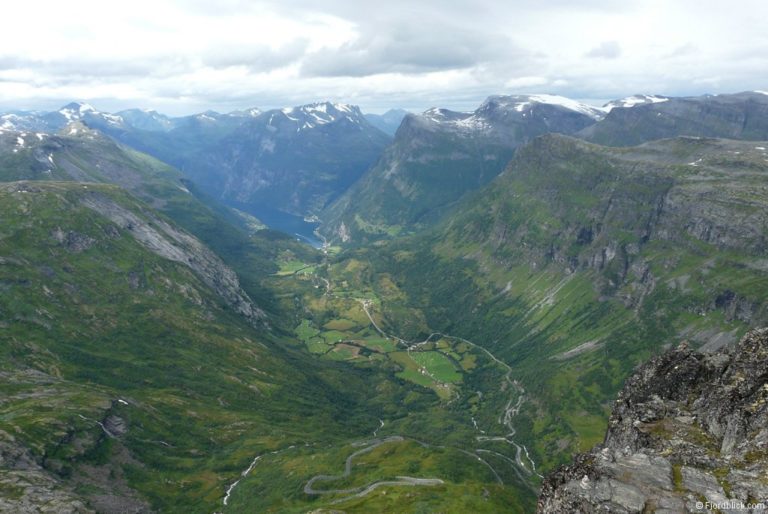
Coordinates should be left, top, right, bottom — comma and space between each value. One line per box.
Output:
303, 436, 443, 503
356, 299, 542, 480
304, 436, 405, 495
251, 253, 541, 510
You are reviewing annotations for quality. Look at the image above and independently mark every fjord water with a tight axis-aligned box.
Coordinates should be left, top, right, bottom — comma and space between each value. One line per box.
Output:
230, 200, 323, 248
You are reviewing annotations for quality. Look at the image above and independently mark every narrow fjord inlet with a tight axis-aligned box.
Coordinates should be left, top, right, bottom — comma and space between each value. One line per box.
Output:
1, 2, 768, 513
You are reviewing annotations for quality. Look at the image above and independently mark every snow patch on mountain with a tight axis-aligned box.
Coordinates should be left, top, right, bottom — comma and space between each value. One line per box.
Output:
477, 94, 605, 120
101, 113, 124, 125
276, 102, 363, 131
419, 94, 604, 134
603, 94, 669, 111
419, 107, 491, 132
516, 94, 605, 118
59, 102, 96, 121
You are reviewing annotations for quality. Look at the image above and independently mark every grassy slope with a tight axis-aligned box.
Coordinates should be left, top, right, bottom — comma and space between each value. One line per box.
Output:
5, 128, 766, 511
0, 128, 318, 323
2, 133, 536, 512
321, 121, 515, 244
0, 182, 398, 512
335, 135, 768, 472
0, 181, 538, 512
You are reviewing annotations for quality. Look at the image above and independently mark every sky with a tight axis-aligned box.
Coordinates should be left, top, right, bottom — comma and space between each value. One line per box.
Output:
1, 0, 767, 115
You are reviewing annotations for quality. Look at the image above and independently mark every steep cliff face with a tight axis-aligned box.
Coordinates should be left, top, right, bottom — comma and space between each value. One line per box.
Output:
344, 132, 768, 480
321, 95, 601, 243
448, 135, 768, 320
538, 328, 768, 513
1, 181, 262, 324
79, 191, 263, 323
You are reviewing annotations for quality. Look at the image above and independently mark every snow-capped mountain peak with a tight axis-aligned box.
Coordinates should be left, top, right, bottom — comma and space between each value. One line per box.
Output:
478, 94, 605, 120
1, 114, 22, 131
418, 107, 481, 130
58, 102, 97, 121
55, 102, 124, 128
276, 102, 364, 131
195, 112, 220, 122
115, 109, 173, 131
603, 94, 669, 111
422, 107, 465, 119
417, 94, 605, 135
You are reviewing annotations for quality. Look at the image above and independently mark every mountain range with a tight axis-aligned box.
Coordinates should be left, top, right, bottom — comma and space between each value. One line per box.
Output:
319, 90, 768, 243
336, 131, 768, 477
581, 91, 768, 146
3, 101, 391, 218
4, 90, 768, 230
1, 88, 768, 512
320, 94, 603, 243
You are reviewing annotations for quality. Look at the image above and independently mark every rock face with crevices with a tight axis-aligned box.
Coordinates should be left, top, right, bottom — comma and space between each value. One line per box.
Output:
79, 191, 264, 323
537, 328, 768, 513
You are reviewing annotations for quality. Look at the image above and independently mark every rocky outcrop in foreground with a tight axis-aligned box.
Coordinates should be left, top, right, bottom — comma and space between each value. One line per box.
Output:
538, 328, 768, 513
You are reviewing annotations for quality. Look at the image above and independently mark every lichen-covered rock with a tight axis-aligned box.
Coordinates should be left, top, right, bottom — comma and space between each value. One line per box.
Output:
0, 431, 94, 514
538, 328, 768, 513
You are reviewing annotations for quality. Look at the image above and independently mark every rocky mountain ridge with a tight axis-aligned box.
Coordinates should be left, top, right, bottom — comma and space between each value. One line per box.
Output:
538, 328, 768, 513
320, 94, 602, 243
319, 90, 768, 244
582, 91, 768, 146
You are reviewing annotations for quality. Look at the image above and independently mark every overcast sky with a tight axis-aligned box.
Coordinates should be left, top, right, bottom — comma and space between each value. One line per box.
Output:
1, 0, 767, 115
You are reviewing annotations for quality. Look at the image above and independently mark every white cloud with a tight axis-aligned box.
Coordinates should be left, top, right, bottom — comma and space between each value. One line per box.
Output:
504, 76, 549, 89
586, 41, 622, 59
0, 0, 767, 114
